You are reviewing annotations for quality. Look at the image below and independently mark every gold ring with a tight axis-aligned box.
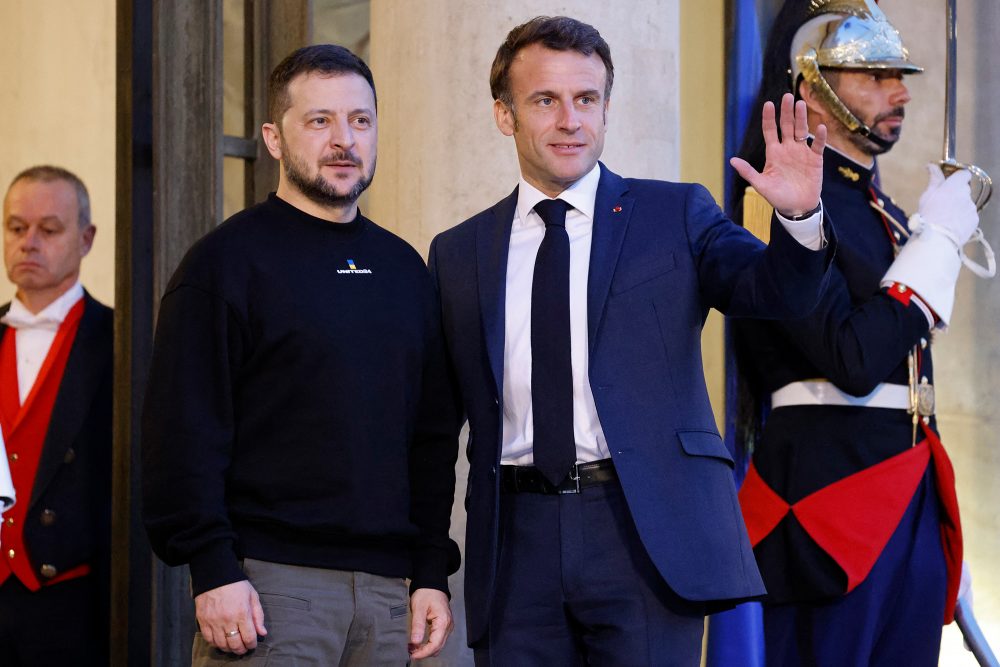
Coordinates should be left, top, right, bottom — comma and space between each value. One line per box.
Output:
226, 629, 240, 638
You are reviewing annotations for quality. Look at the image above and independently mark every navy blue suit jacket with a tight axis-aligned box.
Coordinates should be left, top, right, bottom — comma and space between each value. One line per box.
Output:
429, 164, 834, 643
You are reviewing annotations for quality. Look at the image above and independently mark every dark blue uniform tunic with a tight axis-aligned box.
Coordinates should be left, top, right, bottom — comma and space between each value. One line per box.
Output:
735, 148, 955, 666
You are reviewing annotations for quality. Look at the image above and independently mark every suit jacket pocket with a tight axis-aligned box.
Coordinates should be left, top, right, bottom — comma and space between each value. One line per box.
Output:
610, 252, 676, 295
677, 429, 734, 467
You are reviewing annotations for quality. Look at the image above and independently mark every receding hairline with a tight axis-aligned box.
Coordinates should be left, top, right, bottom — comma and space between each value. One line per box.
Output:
5, 169, 91, 229
489, 16, 614, 109
507, 44, 610, 97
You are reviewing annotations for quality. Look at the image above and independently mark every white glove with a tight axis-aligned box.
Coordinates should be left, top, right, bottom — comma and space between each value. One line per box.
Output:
882, 165, 980, 325
910, 165, 979, 249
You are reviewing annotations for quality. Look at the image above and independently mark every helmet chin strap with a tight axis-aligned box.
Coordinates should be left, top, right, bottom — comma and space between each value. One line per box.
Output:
796, 50, 896, 152
855, 124, 896, 152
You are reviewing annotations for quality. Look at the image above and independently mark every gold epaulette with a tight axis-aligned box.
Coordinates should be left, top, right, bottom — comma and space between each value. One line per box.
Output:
742, 186, 773, 245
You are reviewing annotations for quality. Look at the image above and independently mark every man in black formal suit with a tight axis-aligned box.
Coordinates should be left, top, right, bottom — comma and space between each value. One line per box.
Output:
0, 165, 112, 666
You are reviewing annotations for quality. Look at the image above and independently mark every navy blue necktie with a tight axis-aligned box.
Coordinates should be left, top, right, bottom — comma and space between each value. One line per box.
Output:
531, 198, 575, 485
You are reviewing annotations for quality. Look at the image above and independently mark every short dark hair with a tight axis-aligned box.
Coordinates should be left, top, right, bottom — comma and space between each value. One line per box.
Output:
267, 44, 376, 126
490, 16, 614, 107
7, 165, 91, 228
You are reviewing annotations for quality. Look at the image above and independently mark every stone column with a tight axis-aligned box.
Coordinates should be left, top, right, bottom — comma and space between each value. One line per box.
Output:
880, 1, 1000, 662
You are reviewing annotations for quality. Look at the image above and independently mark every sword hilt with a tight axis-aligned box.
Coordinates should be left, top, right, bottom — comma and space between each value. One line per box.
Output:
940, 159, 993, 211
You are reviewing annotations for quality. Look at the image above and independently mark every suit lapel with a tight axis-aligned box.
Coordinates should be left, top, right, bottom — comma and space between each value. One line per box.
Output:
587, 166, 634, 352
477, 188, 518, 398
30, 293, 106, 506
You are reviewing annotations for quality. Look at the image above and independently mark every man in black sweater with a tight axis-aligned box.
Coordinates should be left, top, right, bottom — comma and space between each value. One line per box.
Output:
142, 45, 461, 665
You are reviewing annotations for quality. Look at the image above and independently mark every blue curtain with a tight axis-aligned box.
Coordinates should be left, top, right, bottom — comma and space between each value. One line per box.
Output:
706, 0, 767, 665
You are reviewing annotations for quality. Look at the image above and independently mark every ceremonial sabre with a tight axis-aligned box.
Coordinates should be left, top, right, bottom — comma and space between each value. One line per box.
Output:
936, 0, 996, 278
943, 4, 997, 658
940, 0, 992, 210
956, 596, 1000, 667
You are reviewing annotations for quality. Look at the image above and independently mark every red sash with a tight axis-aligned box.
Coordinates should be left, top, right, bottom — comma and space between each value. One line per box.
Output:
0, 299, 88, 590
739, 421, 962, 623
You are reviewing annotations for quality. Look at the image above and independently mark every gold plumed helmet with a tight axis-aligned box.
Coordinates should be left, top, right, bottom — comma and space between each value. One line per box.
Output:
790, 0, 921, 147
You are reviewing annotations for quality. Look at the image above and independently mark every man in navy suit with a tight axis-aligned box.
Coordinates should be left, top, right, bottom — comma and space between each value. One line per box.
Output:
429, 16, 835, 665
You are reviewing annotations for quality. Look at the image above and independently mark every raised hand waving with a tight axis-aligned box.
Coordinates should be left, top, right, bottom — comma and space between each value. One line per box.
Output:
730, 93, 827, 218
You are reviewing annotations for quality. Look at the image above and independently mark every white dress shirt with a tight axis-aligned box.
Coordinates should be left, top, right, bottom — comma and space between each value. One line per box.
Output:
1, 282, 84, 405
500, 165, 824, 466
502, 165, 607, 465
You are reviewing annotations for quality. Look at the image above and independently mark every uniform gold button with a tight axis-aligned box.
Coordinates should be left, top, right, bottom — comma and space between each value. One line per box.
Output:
5, 517, 13, 525
63, 448, 76, 464
9, 453, 17, 462
920, 338, 928, 349
39, 564, 58, 579
40, 509, 56, 527
7, 549, 14, 559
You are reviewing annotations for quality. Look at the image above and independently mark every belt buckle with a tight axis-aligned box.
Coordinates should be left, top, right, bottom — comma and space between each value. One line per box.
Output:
915, 381, 935, 417
908, 379, 935, 417
559, 465, 582, 494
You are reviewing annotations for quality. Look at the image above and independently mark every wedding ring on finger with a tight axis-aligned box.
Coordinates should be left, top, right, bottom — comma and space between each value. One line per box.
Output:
226, 629, 240, 638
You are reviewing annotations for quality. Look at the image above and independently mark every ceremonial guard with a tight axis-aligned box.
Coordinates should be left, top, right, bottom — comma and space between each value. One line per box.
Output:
732, 1, 986, 664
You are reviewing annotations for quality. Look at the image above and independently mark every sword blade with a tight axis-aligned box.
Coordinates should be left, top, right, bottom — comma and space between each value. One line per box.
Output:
956, 597, 1000, 667
944, 0, 958, 161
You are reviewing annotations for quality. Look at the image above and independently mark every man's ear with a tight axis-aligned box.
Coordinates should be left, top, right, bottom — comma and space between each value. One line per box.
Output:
494, 99, 515, 137
80, 224, 96, 258
262, 122, 283, 160
798, 78, 825, 117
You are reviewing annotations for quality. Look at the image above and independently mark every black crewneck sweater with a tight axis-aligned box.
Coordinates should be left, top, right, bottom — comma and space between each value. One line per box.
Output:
142, 194, 461, 596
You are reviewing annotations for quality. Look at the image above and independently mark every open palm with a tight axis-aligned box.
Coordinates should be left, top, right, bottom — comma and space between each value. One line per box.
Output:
731, 93, 826, 217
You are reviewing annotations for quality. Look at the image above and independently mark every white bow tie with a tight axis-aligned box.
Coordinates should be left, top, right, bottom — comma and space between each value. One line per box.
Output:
0, 311, 62, 331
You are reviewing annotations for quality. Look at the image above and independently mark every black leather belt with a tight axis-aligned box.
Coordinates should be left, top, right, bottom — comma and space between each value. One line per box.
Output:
499, 459, 617, 495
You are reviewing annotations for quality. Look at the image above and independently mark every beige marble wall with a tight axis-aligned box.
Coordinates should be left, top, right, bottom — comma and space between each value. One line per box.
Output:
879, 1, 998, 663
314, 0, 372, 61
0, 0, 116, 307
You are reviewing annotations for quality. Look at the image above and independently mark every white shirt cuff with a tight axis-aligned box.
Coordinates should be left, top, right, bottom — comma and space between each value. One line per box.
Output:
775, 202, 825, 251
